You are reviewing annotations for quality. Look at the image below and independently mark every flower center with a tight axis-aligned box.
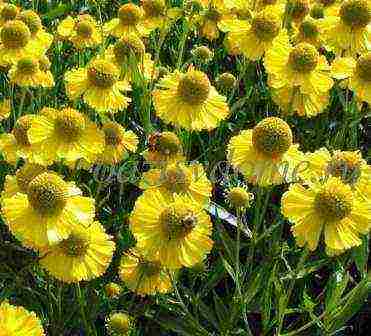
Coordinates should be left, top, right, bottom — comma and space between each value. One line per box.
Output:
12, 115, 33, 147
118, 3, 142, 25
177, 70, 210, 105
87, 60, 118, 89
299, 19, 319, 39
59, 234, 89, 257
340, 0, 371, 29
18, 10, 42, 35
161, 166, 191, 193
149, 131, 182, 156
27, 173, 68, 216
251, 12, 281, 42
0, 4, 18, 22
252, 117, 293, 158
319, 0, 336, 6
1, 20, 31, 49
103, 122, 122, 146
204, 7, 222, 22
227, 187, 253, 209
138, 259, 161, 277
262, 0, 278, 5
310, 4, 325, 18
75, 20, 94, 38
17, 58, 39, 75
288, 43, 319, 73
142, 0, 166, 17
108, 313, 130, 334
53, 108, 86, 143
16, 163, 46, 193
160, 206, 197, 240
326, 152, 362, 185
113, 35, 145, 63
355, 53, 371, 82
288, 0, 310, 21
314, 181, 353, 221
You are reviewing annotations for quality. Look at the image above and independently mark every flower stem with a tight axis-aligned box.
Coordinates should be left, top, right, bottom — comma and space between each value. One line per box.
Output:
75, 284, 96, 336
176, 19, 189, 70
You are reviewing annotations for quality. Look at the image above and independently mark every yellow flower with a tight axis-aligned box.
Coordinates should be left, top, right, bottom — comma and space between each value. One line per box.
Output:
0, 3, 20, 26
331, 53, 371, 104
143, 131, 185, 167
65, 59, 131, 114
300, 148, 371, 200
18, 10, 53, 51
220, 8, 284, 60
0, 114, 45, 165
105, 282, 122, 298
130, 191, 213, 269
0, 98, 10, 120
225, 0, 286, 17
103, 3, 147, 38
140, 161, 212, 205
103, 35, 156, 82
271, 85, 330, 117
227, 117, 305, 186
319, 0, 371, 56
97, 121, 138, 165
0, 301, 45, 336
119, 249, 172, 295
57, 14, 102, 49
282, 177, 371, 253
27, 107, 104, 167
1, 172, 96, 250
8, 57, 54, 88
106, 312, 132, 336
286, 0, 311, 23
153, 67, 229, 131
265, 34, 333, 96
292, 16, 326, 48
40, 221, 115, 283
0, 20, 43, 66
226, 186, 254, 210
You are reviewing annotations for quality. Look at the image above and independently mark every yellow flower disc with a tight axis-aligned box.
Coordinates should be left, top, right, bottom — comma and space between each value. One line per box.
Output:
1, 20, 31, 49
355, 52, 371, 82
314, 182, 353, 221
18, 10, 42, 35
142, 0, 166, 17
87, 60, 118, 89
103, 122, 123, 146
149, 131, 182, 156
16, 163, 46, 193
299, 19, 319, 40
177, 70, 210, 105
118, 3, 142, 25
340, 0, 371, 29
113, 35, 145, 62
17, 58, 39, 75
288, 0, 310, 21
59, 233, 90, 257
288, 42, 319, 73
1, 4, 18, 22
160, 206, 197, 240
161, 166, 191, 193
27, 172, 68, 216
326, 152, 362, 184
227, 187, 253, 209
75, 20, 94, 38
12, 115, 33, 146
108, 312, 131, 335
310, 4, 325, 18
251, 12, 281, 42
53, 108, 86, 142
252, 117, 293, 158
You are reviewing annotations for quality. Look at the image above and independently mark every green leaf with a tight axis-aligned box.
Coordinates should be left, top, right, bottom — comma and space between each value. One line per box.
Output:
325, 267, 349, 313
352, 235, 369, 278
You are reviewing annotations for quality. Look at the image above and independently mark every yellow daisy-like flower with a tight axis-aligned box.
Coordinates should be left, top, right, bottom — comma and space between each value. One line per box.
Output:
0, 301, 45, 336
143, 131, 185, 167
106, 312, 132, 336
40, 221, 115, 283
331, 53, 371, 104
97, 121, 138, 165
153, 67, 229, 131
105, 282, 122, 298
227, 117, 305, 186
264, 33, 333, 96
27, 107, 104, 166
119, 249, 173, 295
220, 8, 283, 60
226, 185, 254, 210
18, 10, 53, 52
1, 162, 46, 201
300, 148, 371, 200
57, 14, 102, 50
103, 35, 156, 82
281, 177, 371, 253
319, 0, 371, 56
130, 191, 214, 269
1, 172, 96, 250
140, 161, 212, 205
292, 16, 326, 48
0, 20, 42, 66
0, 114, 45, 165
65, 59, 131, 114
8, 57, 54, 88
0, 3, 20, 26
271, 85, 330, 117
286, 0, 311, 24
103, 3, 147, 38
0, 98, 10, 120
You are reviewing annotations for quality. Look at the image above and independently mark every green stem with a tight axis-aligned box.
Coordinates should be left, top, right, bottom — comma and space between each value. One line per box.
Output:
176, 19, 189, 70
75, 284, 95, 336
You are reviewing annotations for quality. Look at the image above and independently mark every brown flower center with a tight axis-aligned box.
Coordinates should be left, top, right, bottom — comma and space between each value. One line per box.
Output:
12, 115, 33, 147
177, 70, 210, 105
288, 43, 319, 73
160, 206, 197, 240
288, 0, 310, 21
142, 0, 166, 18
103, 122, 123, 146
87, 60, 118, 89
53, 108, 86, 143
1, 20, 31, 49
59, 234, 89, 257
118, 3, 142, 25
355, 52, 371, 82
251, 12, 280, 42
340, 0, 371, 29
326, 152, 362, 185
18, 10, 42, 35
16, 163, 46, 193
